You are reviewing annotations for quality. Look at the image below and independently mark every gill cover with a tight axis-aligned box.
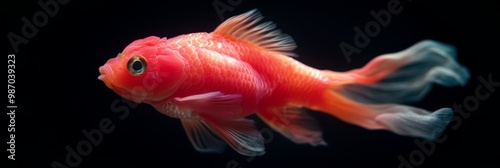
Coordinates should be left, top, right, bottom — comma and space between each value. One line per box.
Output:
119, 36, 186, 102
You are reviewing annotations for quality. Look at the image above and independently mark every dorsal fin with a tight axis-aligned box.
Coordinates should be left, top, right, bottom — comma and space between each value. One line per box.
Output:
213, 9, 297, 57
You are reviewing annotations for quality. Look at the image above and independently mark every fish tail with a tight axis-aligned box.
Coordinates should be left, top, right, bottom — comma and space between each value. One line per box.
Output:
314, 40, 470, 139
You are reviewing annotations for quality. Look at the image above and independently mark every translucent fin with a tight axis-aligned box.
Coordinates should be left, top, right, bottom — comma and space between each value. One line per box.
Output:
174, 91, 243, 118
213, 9, 297, 57
374, 106, 453, 139
336, 40, 470, 104
202, 115, 265, 156
181, 119, 226, 153
257, 105, 326, 146
315, 40, 470, 139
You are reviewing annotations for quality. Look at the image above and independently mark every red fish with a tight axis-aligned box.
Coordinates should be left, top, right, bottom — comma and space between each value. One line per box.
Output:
98, 10, 470, 156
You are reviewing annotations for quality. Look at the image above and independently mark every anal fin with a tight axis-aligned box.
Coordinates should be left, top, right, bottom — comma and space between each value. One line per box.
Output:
257, 105, 326, 146
201, 115, 265, 156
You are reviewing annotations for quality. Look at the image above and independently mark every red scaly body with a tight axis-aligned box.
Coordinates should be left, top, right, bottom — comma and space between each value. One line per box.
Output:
98, 9, 470, 156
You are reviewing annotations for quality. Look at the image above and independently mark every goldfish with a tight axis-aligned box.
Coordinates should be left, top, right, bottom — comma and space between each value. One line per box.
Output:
98, 9, 470, 156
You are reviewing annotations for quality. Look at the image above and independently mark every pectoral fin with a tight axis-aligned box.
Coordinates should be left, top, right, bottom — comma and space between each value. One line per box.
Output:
175, 92, 264, 156
174, 91, 243, 118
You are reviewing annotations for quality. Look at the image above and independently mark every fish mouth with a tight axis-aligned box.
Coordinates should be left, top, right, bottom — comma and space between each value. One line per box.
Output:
98, 64, 114, 89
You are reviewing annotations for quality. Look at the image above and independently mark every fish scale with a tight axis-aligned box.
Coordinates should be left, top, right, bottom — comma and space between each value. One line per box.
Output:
165, 34, 270, 116
169, 32, 327, 110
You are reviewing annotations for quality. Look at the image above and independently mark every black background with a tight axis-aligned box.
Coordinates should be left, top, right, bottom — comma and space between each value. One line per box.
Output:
3, 0, 499, 168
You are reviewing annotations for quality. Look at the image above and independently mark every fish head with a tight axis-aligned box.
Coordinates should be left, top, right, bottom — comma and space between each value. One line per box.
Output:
98, 36, 186, 103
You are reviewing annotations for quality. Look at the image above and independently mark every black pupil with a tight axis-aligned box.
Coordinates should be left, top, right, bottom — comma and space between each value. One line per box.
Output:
132, 60, 142, 71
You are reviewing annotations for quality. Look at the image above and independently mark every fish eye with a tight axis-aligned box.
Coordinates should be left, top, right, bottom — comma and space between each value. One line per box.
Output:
127, 55, 147, 76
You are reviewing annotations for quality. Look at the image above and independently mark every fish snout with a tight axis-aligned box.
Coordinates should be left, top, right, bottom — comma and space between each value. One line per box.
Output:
98, 64, 114, 88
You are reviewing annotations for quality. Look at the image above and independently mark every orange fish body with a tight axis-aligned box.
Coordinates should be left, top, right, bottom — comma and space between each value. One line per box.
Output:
99, 10, 470, 156
162, 33, 327, 115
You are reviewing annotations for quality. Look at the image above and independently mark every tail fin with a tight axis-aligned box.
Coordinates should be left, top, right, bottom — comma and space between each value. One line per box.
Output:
317, 40, 470, 139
